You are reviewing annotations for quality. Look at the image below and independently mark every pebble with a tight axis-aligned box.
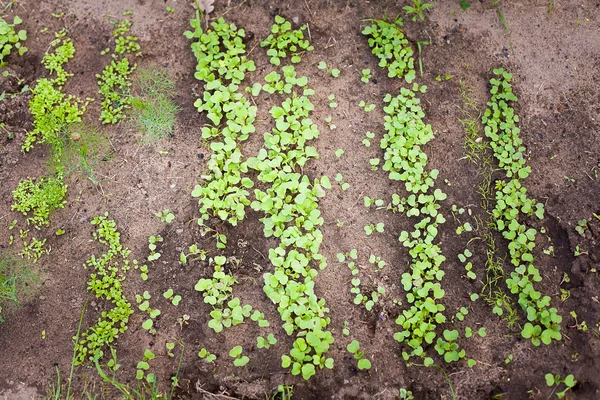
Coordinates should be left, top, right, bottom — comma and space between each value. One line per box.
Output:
176, 228, 184, 234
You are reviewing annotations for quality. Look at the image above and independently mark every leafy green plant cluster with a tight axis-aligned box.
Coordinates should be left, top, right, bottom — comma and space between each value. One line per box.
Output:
246, 31, 333, 379
22, 31, 88, 156
482, 69, 561, 346
97, 19, 141, 124
11, 175, 68, 228
362, 18, 416, 83
0, 15, 27, 68
378, 84, 451, 365
260, 15, 313, 66
194, 255, 254, 333
0, 252, 38, 323
74, 213, 135, 365
186, 14, 257, 228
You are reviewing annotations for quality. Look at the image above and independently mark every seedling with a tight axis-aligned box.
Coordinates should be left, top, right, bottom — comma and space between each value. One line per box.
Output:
317, 61, 340, 77
147, 235, 163, 261
257, 334, 277, 349
545, 373, 576, 399
342, 320, 350, 336
179, 243, 208, 265
198, 348, 216, 362
347, 340, 371, 370
136, 349, 156, 382
325, 115, 336, 130
362, 131, 375, 147
166, 342, 175, 357
335, 173, 350, 191
358, 100, 375, 112
229, 345, 249, 367
361, 69, 371, 83
364, 222, 384, 236
434, 330, 465, 363
155, 209, 175, 223
75, 213, 135, 365
328, 94, 338, 108
403, 0, 434, 21
163, 288, 182, 306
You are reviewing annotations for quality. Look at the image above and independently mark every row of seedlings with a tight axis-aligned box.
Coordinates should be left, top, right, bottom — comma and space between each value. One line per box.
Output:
186, 12, 257, 244
185, 11, 270, 364
482, 68, 562, 345
363, 17, 452, 366
246, 16, 334, 380
97, 18, 141, 124
11, 29, 90, 260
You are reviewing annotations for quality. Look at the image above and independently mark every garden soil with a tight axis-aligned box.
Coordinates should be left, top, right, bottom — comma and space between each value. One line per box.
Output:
0, 0, 599, 399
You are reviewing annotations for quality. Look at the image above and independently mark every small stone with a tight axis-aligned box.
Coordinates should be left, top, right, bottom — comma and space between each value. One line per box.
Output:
176, 228, 184, 234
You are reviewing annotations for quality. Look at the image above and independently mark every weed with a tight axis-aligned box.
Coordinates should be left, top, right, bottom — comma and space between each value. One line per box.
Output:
132, 66, 179, 143
0, 252, 38, 322
403, 0, 434, 21
53, 124, 111, 185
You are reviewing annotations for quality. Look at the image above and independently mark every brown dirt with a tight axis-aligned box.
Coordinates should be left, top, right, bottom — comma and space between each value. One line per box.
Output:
1, 0, 599, 399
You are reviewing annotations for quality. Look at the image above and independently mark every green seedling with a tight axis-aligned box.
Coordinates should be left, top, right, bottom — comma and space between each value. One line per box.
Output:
136, 349, 156, 383
347, 340, 371, 370
155, 209, 175, 223
325, 115, 336, 130
229, 345, 249, 367
403, 0, 434, 21
163, 288, 182, 306
328, 94, 338, 108
399, 388, 415, 400
147, 235, 163, 261
358, 100, 375, 112
250, 310, 270, 327
0, 253, 39, 323
364, 222, 384, 236
362, 131, 375, 147
362, 18, 415, 82
434, 329, 465, 363
179, 243, 208, 265
334, 148, 344, 157
483, 68, 561, 345
361, 69, 371, 83
166, 342, 175, 357
257, 334, 277, 349
317, 61, 340, 77
198, 348, 216, 362
342, 320, 350, 336
545, 373, 576, 399
335, 173, 350, 191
